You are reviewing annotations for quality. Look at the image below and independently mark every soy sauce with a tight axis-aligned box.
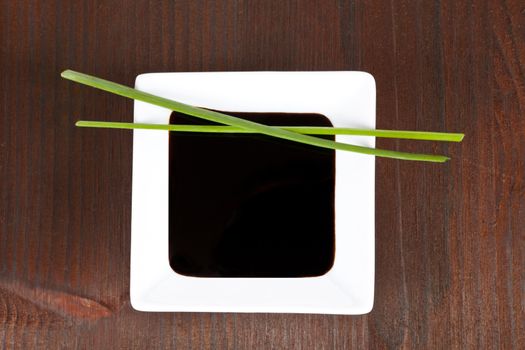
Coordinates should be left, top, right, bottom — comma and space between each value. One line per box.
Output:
169, 111, 335, 277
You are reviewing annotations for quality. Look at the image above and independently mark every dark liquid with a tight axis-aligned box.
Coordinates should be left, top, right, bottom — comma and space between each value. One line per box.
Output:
169, 111, 335, 277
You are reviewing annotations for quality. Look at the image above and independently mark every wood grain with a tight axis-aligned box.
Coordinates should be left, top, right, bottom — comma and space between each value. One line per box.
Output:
0, 0, 523, 348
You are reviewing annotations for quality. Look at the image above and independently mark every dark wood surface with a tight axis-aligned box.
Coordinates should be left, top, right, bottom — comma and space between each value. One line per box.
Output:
1, 0, 523, 348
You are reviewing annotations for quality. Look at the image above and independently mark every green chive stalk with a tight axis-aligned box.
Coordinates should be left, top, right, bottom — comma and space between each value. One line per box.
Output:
62, 70, 451, 162
75, 120, 464, 142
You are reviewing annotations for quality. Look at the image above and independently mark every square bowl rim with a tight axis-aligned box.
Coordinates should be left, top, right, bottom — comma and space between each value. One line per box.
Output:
130, 71, 375, 314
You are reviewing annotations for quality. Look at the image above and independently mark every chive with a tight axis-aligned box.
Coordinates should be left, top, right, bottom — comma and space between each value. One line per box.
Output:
62, 70, 449, 162
75, 120, 464, 142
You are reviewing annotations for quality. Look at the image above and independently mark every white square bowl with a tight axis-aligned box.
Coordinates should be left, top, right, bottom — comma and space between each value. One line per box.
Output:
130, 71, 375, 315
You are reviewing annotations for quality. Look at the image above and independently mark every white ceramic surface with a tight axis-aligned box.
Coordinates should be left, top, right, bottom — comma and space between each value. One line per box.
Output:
130, 71, 376, 314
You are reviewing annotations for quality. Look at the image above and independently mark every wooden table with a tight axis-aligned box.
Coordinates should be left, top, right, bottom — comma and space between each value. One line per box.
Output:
1, 1, 523, 348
